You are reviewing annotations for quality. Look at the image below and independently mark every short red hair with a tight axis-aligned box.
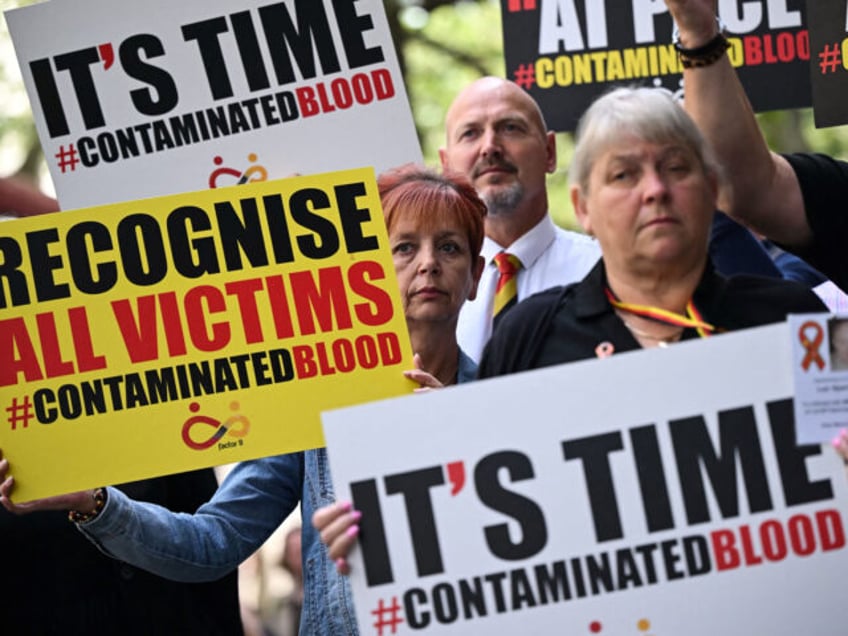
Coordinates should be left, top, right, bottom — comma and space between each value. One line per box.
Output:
377, 164, 486, 262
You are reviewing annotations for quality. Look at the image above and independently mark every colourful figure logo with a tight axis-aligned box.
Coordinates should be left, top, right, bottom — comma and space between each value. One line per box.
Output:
208, 153, 268, 188
799, 320, 826, 371
589, 617, 655, 634
181, 401, 250, 450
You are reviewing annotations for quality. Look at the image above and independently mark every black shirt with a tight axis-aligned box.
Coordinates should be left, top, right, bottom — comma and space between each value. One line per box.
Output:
1, 469, 243, 636
784, 152, 848, 291
478, 259, 827, 377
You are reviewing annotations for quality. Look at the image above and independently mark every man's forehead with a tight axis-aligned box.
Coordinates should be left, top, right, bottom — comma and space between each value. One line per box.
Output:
447, 91, 542, 133
450, 101, 532, 128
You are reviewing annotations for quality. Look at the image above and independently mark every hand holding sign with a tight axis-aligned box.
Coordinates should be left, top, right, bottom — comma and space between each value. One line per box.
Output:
402, 353, 447, 392
0, 450, 94, 515
313, 499, 362, 575
833, 428, 848, 462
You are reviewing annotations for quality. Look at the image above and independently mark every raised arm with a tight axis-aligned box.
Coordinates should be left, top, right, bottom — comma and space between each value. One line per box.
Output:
1, 451, 300, 582
665, 0, 812, 249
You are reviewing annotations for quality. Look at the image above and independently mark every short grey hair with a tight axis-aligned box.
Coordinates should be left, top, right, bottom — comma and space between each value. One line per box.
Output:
569, 86, 722, 192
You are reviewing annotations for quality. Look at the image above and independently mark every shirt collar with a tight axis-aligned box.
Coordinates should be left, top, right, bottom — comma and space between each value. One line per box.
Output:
573, 260, 722, 320
481, 215, 557, 267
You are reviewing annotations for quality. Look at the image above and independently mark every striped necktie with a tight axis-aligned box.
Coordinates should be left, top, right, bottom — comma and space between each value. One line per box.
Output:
492, 252, 522, 329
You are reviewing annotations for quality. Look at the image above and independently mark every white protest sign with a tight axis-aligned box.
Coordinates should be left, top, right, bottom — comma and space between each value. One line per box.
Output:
790, 312, 848, 444
323, 323, 848, 635
5, 0, 421, 209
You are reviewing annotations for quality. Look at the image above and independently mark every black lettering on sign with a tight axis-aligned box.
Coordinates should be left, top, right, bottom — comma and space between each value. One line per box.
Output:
332, 0, 385, 67
258, 0, 341, 84
334, 182, 378, 253
30, 58, 69, 138
116, 214, 168, 286
0, 237, 30, 307
182, 17, 234, 99
230, 11, 272, 92
629, 424, 674, 533
67, 222, 117, 294
167, 206, 220, 278
384, 466, 446, 577
54, 47, 105, 130
670, 406, 772, 525
120, 34, 179, 116
475, 450, 548, 560
290, 188, 340, 259
351, 477, 393, 587
767, 398, 834, 505
27, 228, 70, 302
562, 431, 625, 542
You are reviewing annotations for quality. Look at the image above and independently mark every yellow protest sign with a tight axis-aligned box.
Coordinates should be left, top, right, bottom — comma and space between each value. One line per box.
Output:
0, 168, 414, 501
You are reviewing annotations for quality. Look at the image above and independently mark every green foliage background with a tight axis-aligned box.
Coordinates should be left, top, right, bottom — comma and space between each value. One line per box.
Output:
2, 0, 848, 231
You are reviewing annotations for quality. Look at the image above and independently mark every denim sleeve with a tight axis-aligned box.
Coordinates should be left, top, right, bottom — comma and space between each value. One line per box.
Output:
76, 453, 303, 582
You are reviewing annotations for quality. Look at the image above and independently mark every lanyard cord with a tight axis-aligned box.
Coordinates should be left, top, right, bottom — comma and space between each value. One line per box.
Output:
604, 287, 716, 339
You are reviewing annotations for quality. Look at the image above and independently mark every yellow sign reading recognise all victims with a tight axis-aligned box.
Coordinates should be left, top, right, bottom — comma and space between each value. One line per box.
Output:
0, 168, 415, 501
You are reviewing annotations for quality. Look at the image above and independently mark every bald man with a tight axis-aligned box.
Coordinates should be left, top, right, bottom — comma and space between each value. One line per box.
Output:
440, 77, 600, 361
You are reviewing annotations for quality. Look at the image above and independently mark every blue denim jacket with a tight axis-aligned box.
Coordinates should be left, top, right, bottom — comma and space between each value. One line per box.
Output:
79, 352, 477, 636
80, 449, 357, 635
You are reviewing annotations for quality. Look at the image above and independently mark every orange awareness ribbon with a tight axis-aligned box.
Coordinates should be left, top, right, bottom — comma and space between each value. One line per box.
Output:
798, 320, 826, 371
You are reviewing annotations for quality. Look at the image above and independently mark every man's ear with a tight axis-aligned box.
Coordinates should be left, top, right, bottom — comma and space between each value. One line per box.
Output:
438, 148, 449, 170
467, 255, 485, 301
571, 185, 592, 235
545, 131, 557, 174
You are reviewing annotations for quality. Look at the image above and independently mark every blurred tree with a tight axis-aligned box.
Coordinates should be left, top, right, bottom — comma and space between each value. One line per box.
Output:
2, 0, 848, 227
0, 0, 42, 183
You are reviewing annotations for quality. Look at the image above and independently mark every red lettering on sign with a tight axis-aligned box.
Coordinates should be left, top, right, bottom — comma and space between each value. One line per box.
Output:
711, 509, 846, 571
349, 260, 393, 326
68, 306, 106, 372
0, 318, 43, 386
184, 285, 230, 352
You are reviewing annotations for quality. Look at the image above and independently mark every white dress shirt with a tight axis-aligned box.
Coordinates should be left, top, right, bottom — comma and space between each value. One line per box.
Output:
457, 215, 601, 362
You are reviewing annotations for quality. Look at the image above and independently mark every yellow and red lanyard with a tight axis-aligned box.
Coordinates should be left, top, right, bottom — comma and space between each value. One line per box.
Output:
604, 287, 716, 339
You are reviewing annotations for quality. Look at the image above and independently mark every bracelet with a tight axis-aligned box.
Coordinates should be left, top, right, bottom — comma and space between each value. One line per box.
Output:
675, 31, 730, 68
672, 16, 730, 69
68, 487, 107, 524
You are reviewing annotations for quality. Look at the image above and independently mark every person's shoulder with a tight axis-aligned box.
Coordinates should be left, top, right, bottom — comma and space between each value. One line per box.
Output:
783, 152, 848, 182
548, 225, 601, 269
457, 348, 478, 384
479, 284, 578, 378
495, 284, 577, 333
725, 274, 827, 313
515, 284, 573, 311
552, 224, 598, 247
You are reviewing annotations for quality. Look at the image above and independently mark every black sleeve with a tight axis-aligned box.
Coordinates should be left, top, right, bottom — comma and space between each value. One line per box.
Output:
477, 287, 568, 379
782, 152, 848, 291
718, 274, 829, 331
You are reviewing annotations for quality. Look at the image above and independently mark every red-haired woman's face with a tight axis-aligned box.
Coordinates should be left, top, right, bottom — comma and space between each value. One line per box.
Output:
391, 213, 482, 327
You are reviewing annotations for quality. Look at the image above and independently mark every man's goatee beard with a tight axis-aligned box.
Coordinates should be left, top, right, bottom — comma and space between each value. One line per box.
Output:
482, 183, 523, 216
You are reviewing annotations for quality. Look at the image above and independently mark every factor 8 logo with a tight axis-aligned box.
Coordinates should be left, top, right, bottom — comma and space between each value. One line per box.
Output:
181, 401, 250, 450
208, 153, 268, 188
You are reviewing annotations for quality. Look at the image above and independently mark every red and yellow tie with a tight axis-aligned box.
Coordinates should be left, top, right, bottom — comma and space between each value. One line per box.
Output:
493, 252, 522, 329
